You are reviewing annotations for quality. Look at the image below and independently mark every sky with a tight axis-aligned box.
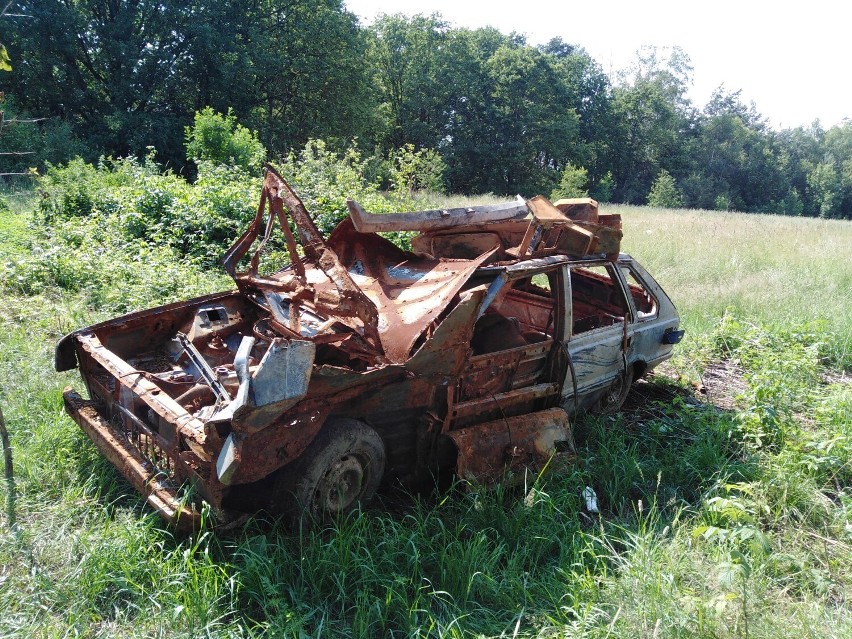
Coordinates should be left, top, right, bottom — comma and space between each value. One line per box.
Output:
343, 0, 851, 130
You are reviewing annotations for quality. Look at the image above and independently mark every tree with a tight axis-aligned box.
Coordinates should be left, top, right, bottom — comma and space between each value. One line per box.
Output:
647, 170, 683, 208
433, 29, 584, 195
242, 0, 374, 155
482, 44, 579, 194
819, 122, 852, 218
2, 0, 207, 165
806, 161, 841, 218
368, 13, 450, 150
432, 26, 515, 193
682, 91, 787, 212
539, 39, 617, 184
1, 0, 374, 168
590, 172, 615, 202
551, 163, 589, 199
609, 46, 696, 203
184, 108, 266, 174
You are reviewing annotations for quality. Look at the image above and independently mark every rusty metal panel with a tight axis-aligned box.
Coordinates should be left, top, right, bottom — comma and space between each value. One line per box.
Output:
63, 388, 202, 530
459, 349, 522, 400
428, 232, 502, 259
75, 333, 209, 449
326, 218, 496, 363
553, 197, 599, 223
450, 382, 560, 422
224, 167, 385, 357
407, 285, 489, 380
446, 407, 575, 484
218, 408, 330, 485
346, 197, 528, 233
574, 221, 624, 256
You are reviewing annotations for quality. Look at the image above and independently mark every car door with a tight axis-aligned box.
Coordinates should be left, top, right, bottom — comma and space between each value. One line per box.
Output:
560, 262, 632, 411
618, 258, 681, 370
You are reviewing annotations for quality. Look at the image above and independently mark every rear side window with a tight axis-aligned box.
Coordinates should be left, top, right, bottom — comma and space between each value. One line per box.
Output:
570, 265, 628, 335
620, 266, 658, 320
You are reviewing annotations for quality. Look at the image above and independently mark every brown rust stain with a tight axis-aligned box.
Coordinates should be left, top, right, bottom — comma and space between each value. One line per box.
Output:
445, 407, 575, 484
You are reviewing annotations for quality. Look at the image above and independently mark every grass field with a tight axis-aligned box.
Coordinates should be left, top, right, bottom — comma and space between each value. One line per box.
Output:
615, 204, 852, 369
1, 190, 850, 638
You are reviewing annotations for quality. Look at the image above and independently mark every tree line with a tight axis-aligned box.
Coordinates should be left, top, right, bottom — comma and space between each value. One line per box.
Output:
2, 1, 850, 218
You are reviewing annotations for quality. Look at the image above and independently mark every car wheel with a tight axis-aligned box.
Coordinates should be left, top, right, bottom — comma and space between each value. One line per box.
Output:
592, 368, 634, 415
271, 418, 385, 524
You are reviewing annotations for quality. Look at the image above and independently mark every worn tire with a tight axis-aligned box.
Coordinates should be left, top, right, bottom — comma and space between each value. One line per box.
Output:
271, 418, 385, 524
592, 367, 634, 415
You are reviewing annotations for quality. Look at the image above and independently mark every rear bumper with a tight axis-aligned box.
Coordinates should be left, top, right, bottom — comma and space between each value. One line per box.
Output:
63, 387, 202, 531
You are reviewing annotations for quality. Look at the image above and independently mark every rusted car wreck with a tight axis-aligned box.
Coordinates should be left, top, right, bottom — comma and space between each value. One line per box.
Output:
56, 166, 683, 529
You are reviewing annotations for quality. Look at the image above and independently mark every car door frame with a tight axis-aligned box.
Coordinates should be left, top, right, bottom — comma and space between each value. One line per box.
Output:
560, 260, 634, 412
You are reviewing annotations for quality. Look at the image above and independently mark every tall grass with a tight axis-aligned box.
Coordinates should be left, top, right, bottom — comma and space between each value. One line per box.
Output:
615, 205, 852, 368
1, 192, 850, 637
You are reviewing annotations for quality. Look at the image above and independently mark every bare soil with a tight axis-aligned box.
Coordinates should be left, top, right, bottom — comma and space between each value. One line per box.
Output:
622, 359, 747, 420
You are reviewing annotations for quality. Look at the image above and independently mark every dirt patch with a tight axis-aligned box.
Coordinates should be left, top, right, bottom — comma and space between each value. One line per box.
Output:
622, 376, 685, 412
621, 359, 747, 421
822, 369, 850, 386
694, 360, 748, 411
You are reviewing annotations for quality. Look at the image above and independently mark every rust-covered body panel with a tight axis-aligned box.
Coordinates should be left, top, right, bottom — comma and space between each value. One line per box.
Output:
57, 167, 680, 527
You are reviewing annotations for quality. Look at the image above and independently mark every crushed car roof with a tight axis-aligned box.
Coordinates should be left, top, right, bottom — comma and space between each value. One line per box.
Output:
220, 165, 624, 365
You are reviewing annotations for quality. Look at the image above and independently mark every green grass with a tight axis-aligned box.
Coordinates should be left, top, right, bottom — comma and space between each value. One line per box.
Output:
1, 193, 851, 637
615, 205, 852, 369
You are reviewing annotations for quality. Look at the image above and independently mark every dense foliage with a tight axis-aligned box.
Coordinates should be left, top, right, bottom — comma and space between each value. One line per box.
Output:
2, 4, 851, 217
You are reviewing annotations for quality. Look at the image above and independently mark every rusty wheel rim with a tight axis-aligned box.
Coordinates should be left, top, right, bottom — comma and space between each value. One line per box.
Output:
316, 454, 366, 513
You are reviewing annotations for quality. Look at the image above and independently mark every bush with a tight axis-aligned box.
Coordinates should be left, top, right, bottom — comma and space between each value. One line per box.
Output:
590, 171, 615, 203
37, 158, 104, 220
32, 122, 451, 301
647, 170, 683, 208
551, 163, 589, 200
385, 144, 446, 195
276, 139, 401, 234
775, 188, 804, 216
184, 107, 266, 174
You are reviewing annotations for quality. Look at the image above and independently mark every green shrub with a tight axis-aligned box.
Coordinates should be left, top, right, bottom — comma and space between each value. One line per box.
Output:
647, 169, 683, 208
551, 163, 589, 200
590, 171, 614, 203
37, 158, 102, 220
775, 188, 805, 216
27, 133, 445, 308
184, 107, 266, 174
385, 143, 446, 195
714, 193, 732, 211
276, 139, 398, 234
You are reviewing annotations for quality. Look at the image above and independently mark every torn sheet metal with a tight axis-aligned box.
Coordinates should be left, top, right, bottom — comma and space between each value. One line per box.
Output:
445, 407, 576, 484
408, 194, 623, 262
326, 218, 496, 363
224, 167, 385, 357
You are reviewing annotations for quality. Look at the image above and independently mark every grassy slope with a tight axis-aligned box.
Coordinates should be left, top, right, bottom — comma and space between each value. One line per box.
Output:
0, 197, 850, 638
